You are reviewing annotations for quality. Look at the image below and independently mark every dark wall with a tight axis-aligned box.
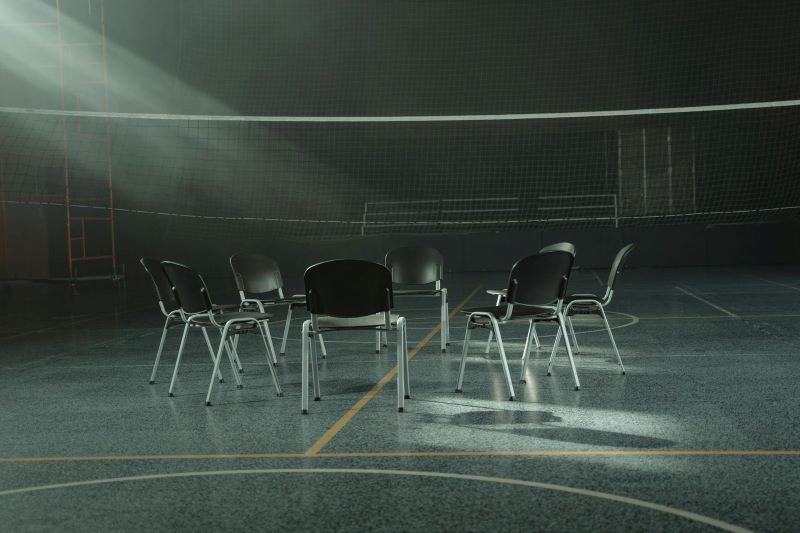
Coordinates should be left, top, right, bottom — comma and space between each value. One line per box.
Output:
103, 1, 800, 116
119, 220, 800, 289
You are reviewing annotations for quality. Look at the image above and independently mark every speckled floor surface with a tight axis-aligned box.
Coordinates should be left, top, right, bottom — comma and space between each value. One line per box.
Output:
1, 265, 799, 531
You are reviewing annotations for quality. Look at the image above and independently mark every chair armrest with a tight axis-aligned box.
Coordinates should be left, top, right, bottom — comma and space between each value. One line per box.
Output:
239, 298, 266, 313
486, 289, 507, 296
212, 303, 242, 313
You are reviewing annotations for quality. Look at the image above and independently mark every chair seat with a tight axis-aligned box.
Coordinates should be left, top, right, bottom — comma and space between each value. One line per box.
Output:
564, 294, 603, 314
393, 288, 442, 296
316, 312, 401, 330
462, 304, 556, 322
565, 293, 601, 303
190, 310, 272, 327
212, 303, 243, 312
249, 296, 306, 306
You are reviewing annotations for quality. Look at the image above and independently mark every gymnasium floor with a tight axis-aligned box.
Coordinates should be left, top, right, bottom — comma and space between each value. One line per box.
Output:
1, 265, 799, 531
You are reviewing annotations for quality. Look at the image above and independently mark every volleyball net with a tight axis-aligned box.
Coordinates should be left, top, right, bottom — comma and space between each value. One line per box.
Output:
1, 101, 800, 243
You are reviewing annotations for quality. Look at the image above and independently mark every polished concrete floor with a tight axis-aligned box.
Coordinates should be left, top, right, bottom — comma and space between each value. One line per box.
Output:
1, 265, 799, 531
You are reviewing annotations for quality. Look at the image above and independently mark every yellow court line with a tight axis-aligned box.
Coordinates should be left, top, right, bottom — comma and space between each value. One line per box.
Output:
0, 453, 305, 463
3, 449, 800, 464
303, 285, 482, 456
315, 450, 800, 458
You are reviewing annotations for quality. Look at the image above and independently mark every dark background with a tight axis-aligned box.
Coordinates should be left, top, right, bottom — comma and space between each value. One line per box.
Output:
101, 0, 800, 116
0, 0, 799, 281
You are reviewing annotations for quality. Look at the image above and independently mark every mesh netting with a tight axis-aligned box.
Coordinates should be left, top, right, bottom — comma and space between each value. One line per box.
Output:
0, 1, 799, 245
1, 104, 799, 242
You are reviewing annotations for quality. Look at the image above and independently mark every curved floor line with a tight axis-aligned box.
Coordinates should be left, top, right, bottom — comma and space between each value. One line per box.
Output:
481, 311, 639, 343
0, 468, 751, 532
568, 311, 640, 336
1, 449, 799, 464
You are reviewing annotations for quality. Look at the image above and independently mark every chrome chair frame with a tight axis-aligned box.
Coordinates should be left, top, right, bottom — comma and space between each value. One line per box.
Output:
300, 259, 409, 414
484, 242, 576, 354
556, 243, 635, 375
230, 253, 327, 360
382, 247, 449, 353
161, 261, 282, 406
457, 250, 580, 399
140, 258, 227, 385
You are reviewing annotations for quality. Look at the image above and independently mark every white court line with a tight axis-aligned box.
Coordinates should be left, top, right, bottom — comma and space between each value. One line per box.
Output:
636, 313, 800, 320
0, 303, 151, 342
674, 286, 738, 318
0, 468, 752, 532
636, 352, 797, 359
747, 275, 800, 293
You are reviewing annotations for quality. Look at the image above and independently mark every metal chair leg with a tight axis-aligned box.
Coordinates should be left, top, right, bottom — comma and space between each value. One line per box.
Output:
168, 323, 191, 397
519, 320, 535, 383
488, 315, 516, 401
149, 316, 172, 384
443, 288, 450, 345
558, 313, 581, 390
301, 320, 311, 414
567, 315, 580, 353
318, 333, 327, 358
455, 318, 473, 392
280, 305, 293, 356
205, 325, 231, 406
440, 290, 447, 352
401, 323, 410, 399
547, 326, 562, 377
222, 337, 243, 388
599, 306, 625, 374
310, 330, 320, 400
484, 293, 503, 354
200, 328, 224, 383
532, 323, 540, 349
231, 335, 244, 373
258, 322, 283, 396
485, 331, 494, 354
263, 322, 278, 365
397, 318, 407, 412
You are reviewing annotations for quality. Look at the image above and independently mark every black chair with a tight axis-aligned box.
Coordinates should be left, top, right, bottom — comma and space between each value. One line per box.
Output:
161, 261, 282, 406
140, 258, 225, 384
484, 242, 576, 354
539, 242, 577, 255
384, 246, 449, 353
555, 243, 635, 375
300, 259, 409, 414
230, 252, 327, 359
456, 250, 578, 399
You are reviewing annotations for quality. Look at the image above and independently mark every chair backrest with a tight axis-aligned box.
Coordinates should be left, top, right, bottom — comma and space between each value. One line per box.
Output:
385, 246, 444, 285
505, 251, 574, 307
140, 257, 176, 307
539, 241, 576, 256
160, 261, 214, 314
304, 259, 393, 317
230, 253, 284, 295
605, 243, 635, 292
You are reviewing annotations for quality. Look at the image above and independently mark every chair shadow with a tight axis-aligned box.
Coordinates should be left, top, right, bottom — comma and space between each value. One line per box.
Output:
418, 409, 675, 449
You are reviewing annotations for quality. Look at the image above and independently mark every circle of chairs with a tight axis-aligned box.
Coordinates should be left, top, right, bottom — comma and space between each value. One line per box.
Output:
140, 243, 634, 412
